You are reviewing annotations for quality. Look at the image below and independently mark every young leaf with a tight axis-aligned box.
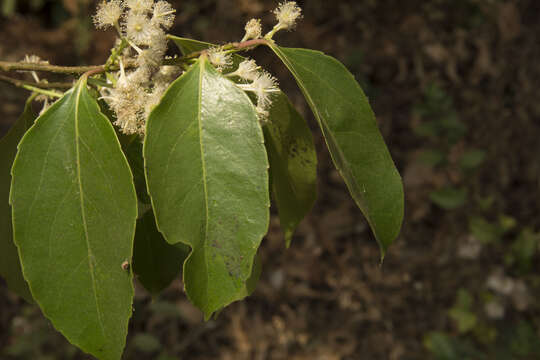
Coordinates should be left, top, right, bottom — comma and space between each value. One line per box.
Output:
268, 45, 404, 256
144, 57, 269, 319
169, 35, 244, 67
133, 210, 189, 294
169, 36, 213, 55
264, 92, 317, 247
0, 95, 35, 303
10, 78, 137, 360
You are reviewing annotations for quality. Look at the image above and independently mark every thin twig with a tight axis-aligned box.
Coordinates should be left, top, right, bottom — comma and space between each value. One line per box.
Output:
0, 38, 271, 78
164, 36, 271, 66
0, 74, 73, 89
0, 61, 104, 74
22, 85, 63, 98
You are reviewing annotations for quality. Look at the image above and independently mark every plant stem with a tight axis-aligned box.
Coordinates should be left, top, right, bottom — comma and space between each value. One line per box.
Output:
0, 38, 271, 77
22, 85, 63, 98
163, 36, 271, 66
0, 61, 104, 74
105, 37, 129, 71
0, 74, 73, 89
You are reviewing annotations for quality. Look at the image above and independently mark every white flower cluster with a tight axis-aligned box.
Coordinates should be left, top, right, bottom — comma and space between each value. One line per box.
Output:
241, 18, 262, 42
241, 2, 302, 41
94, 0, 178, 136
207, 47, 233, 72
228, 59, 280, 122
273, 1, 302, 31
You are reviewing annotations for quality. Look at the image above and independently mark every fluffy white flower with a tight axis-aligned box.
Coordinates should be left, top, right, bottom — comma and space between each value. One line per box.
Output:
125, 0, 154, 14
207, 48, 232, 71
124, 13, 156, 45
227, 59, 260, 81
273, 1, 302, 31
246, 72, 279, 107
145, 82, 168, 119
93, 0, 179, 136
93, 0, 123, 29
237, 71, 280, 122
151, 0, 175, 29
242, 18, 262, 41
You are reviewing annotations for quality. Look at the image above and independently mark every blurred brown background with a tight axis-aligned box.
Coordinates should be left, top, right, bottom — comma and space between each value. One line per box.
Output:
1, 0, 540, 359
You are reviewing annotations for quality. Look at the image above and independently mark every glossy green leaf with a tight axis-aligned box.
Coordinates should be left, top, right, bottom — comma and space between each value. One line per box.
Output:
0, 96, 35, 302
144, 58, 269, 318
264, 92, 317, 247
169, 37, 318, 247
11, 78, 137, 360
133, 210, 189, 294
268, 44, 404, 256
169, 35, 212, 55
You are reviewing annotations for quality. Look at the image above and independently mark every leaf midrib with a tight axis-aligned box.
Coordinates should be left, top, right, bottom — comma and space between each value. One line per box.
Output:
270, 45, 375, 233
197, 59, 211, 302
271, 48, 359, 190
74, 81, 106, 339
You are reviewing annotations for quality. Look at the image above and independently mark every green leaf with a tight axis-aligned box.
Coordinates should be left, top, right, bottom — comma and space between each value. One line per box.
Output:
0, 95, 35, 303
133, 210, 189, 294
264, 92, 317, 247
144, 58, 269, 319
169, 36, 212, 55
448, 289, 477, 334
131, 333, 161, 354
123, 139, 151, 205
268, 44, 404, 256
418, 148, 446, 167
459, 149, 486, 170
430, 186, 467, 210
239, 252, 262, 298
169, 35, 244, 68
468, 216, 503, 244
11, 78, 137, 360
510, 321, 540, 356
510, 228, 539, 273
424, 332, 483, 360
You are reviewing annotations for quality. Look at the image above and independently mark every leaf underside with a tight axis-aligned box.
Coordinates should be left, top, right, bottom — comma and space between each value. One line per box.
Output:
264, 92, 317, 247
133, 210, 189, 294
144, 57, 269, 318
10, 79, 137, 360
0, 96, 35, 303
269, 45, 404, 256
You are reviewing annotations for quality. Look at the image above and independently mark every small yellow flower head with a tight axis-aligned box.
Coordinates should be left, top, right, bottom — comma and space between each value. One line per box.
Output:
207, 48, 232, 72
273, 1, 302, 31
242, 18, 262, 41
125, 0, 154, 14
151, 0, 176, 29
125, 13, 155, 45
93, 0, 123, 29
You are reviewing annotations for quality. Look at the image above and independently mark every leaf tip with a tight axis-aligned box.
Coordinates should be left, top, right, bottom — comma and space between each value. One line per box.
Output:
284, 230, 293, 248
